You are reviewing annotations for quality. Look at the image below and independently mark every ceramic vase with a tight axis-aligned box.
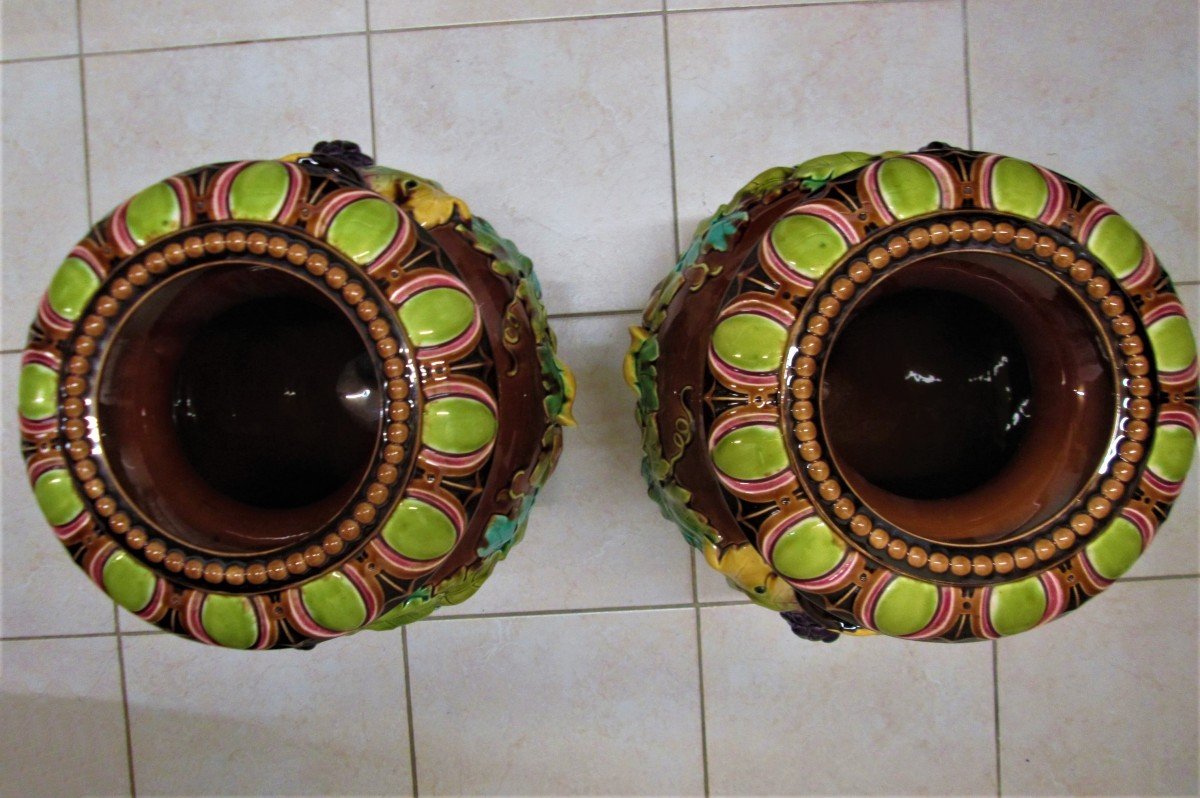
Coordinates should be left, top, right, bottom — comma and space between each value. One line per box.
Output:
17, 141, 574, 649
628, 144, 1197, 642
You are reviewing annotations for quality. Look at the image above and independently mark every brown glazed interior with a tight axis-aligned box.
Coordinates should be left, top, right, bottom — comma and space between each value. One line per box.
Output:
96, 263, 382, 555
821, 250, 1117, 545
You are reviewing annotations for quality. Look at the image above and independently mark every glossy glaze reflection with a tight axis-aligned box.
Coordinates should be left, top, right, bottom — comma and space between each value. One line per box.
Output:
824, 287, 1033, 500
822, 251, 1116, 545
98, 264, 381, 554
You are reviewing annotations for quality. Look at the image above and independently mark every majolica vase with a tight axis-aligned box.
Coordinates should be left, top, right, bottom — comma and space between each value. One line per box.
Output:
628, 143, 1197, 642
17, 141, 574, 649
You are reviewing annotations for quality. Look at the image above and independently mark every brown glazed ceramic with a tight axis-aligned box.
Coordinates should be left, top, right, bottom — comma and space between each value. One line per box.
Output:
627, 144, 1197, 642
17, 142, 574, 649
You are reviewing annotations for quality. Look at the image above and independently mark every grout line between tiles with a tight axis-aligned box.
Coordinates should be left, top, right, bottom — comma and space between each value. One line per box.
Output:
0, 52, 78, 65
667, 0, 933, 16
371, 10, 662, 36
547, 308, 641, 321
1118, 572, 1200, 583
689, 548, 712, 796
401, 627, 420, 798
661, 5, 682, 261
0, 0, 916, 67
0, 630, 118, 642
428, 602, 697, 623
364, 3, 378, 158
960, 0, 974, 149
991, 640, 1001, 797
75, 0, 94, 225
69, 30, 366, 60
113, 605, 138, 798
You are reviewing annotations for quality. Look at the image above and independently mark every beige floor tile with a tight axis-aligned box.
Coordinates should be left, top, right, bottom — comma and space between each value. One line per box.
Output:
446, 314, 695, 615
370, 0, 658, 30
968, 0, 1199, 282
407, 609, 705, 795
668, 0, 969, 245
123, 630, 412, 795
0, 636, 130, 797
669, 0, 864, 8
2, 355, 116, 638
997, 578, 1199, 795
80, 0, 365, 52
694, 547, 750, 605
370, 16, 675, 315
0, 59, 90, 351
84, 36, 372, 218
1, 0, 77, 59
702, 603, 997, 795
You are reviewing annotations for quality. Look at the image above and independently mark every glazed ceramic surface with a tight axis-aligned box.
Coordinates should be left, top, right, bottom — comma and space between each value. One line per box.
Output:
628, 144, 1197, 642
17, 142, 574, 649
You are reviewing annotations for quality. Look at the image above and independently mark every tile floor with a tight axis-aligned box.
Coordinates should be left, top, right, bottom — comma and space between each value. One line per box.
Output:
1, 0, 1197, 795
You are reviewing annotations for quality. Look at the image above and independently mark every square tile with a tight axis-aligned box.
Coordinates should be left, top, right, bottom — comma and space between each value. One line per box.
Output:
371, 16, 675, 315
997, 578, 1199, 795
701, 603, 997, 795
0, 59, 90, 351
2, 355, 117, 638
370, 0, 658, 30
84, 36, 372, 217
1, 0, 78, 60
444, 314, 694, 616
0, 637, 130, 797
80, 0, 365, 52
968, 0, 1199, 282
407, 609, 705, 795
124, 630, 413, 795
668, 1, 969, 245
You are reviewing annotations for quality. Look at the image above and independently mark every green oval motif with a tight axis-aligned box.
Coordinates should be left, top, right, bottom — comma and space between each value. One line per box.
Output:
1087, 214, 1143, 279
877, 157, 941, 220
201, 594, 259, 649
712, 424, 789, 481
874, 576, 938, 637
989, 577, 1047, 637
398, 287, 476, 347
125, 182, 182, 246
1147, 315, 1197, 374
770, 515, 845, 581
382, 497, 458, 561
769, 214, 847, 281
300, 571, 367, 632
711, 313, 787, 373
33, 469, 83, 526
101, 550, 156, 614
18, 362, 58, 421
229, 161, 290, 221
326, 198, 400, 265
1086, 517, 1144, 581
47, 257, 100, 321
422, 396, 498, 455
1147, 424, 1196, 483
990, 158, 1048, 219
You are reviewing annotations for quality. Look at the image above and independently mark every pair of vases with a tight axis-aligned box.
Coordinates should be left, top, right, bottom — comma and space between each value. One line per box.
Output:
16, 140, 1197, 649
